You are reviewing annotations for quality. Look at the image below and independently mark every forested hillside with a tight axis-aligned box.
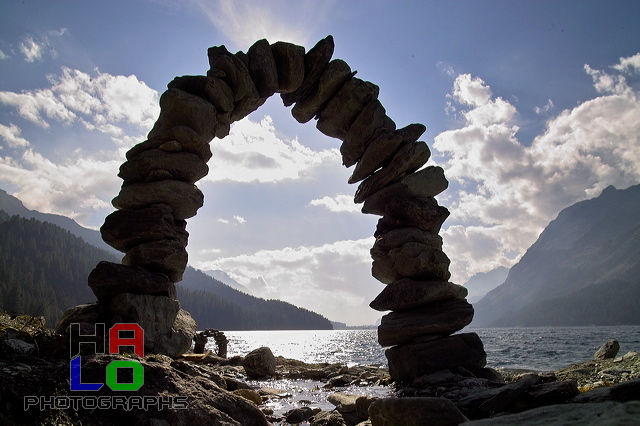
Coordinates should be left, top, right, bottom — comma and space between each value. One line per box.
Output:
0, 212, 332, 330
0, 213, 107, 324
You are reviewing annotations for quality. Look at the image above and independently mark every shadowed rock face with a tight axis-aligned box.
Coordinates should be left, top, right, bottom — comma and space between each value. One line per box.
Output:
57, 36, 483, 382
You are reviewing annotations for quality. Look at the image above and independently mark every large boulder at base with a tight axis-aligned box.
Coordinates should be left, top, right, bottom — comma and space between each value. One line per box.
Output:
386, 333, 487, 383
370, 279, 468, 312
112, 180, 204, 220
368, 397, 468, 426
594, 339, 620, 360
55, 302, 107, 335
362, 166, 449, 216
88, 261, 176, 302
465, 401, 640, 426
147, 88, 218, 142
328, 392, 358, 413
242, 347, 277, 378
309, 410, 347, 426
109, 293, 196, 357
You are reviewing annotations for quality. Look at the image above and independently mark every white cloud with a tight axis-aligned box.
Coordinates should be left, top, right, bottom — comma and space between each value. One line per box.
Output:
217, 218, 230, 224
534, 99, 554, 115
0, 67, 158, 140
194, 237, 383, 325
0, 148, 121, 224
435, 62, 640, 283
20, 35, 45, 62
0, 124, 30, 148
585, 64, 630, 95
612, 53, 640, 75
199, 248, 222, 255
308, 194, 360, 213
206, 115, 340, 183
0, 49, 8, 60
234, 215, 246, 224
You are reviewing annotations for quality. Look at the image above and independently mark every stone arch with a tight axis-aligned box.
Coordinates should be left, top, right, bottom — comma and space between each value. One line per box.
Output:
59, 36, 486, 383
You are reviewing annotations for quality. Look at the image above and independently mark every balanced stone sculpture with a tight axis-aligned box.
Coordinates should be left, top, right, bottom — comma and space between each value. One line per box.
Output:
57, 36, 487, 378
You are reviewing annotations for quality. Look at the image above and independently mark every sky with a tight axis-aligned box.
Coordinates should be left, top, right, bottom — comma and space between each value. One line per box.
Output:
1, 0, 639, 326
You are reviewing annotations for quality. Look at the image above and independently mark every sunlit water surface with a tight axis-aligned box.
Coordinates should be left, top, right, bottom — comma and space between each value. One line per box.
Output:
203, 326, 640, 418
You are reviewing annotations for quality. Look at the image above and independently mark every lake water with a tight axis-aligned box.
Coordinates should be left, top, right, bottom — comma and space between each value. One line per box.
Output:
211, 325, 640, 371
206, 326, 640, 418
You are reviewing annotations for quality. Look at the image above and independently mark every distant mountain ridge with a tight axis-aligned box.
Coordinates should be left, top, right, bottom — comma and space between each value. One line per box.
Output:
473, 184, 640, 327
202, 269, 252, 294
0, 189, 332, 330
0, 188, 118, 256
463, 266, 509, 304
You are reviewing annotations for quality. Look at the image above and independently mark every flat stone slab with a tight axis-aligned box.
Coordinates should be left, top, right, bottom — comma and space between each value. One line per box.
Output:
377, 299, 475, 346
363, 166, 449, 216
370, 279, 468, 311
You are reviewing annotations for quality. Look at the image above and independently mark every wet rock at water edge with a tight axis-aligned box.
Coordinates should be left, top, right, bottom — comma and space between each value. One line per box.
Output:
368, 397, 468, 426
594, 339, 620, 360
242, 346, 277, 379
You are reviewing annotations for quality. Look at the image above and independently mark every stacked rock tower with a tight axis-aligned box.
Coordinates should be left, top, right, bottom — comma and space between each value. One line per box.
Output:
61, 36, 487, 379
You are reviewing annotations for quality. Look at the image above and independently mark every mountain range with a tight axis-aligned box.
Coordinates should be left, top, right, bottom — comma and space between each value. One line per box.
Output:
472, 184, 640, 327
0, 189, 332, 330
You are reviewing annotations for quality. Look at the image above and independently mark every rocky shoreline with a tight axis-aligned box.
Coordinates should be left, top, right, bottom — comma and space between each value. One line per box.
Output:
2, 314, 640, 425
